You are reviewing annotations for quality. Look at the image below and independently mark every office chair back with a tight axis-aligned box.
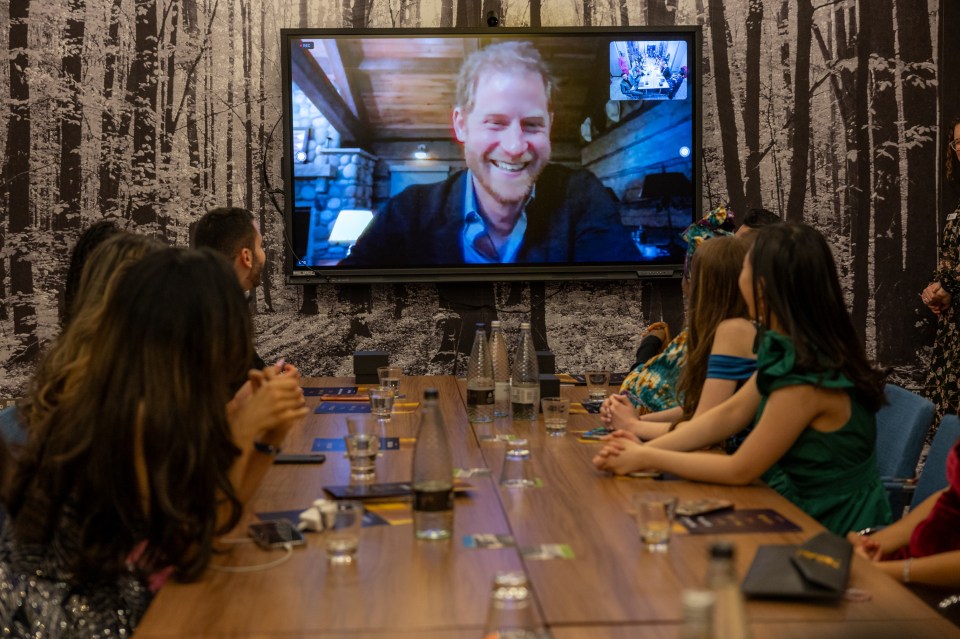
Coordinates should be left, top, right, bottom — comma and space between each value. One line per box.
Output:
875, 384, 935, 480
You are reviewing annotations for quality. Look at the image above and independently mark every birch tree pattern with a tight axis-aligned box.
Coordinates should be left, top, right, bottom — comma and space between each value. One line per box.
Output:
0, 0, 943, 396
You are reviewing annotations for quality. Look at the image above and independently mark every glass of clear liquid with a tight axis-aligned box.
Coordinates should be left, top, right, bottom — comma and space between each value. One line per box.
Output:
321, 500, 363, 565
499, 439, 538, 488
631, 493, 678, 553
345, 416, 379, 481
377, 366, 402, 397
585, 370, 611, 402
541, 397, 570, 435
368, 385, 395, 419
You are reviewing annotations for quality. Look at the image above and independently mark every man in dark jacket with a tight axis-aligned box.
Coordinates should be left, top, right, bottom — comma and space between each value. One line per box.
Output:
341, 41, 637, 267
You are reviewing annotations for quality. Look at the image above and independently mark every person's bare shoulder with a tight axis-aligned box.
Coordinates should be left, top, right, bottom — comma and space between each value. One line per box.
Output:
712, 318, 757, 358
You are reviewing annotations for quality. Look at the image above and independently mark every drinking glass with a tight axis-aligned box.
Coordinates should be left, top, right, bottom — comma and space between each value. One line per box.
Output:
585, 370, 611, 401
368, 385, 395, 419
377, 366, 403, 397
541, 397, 570, 436
499, 438, 537, 488
631, 493, 678, 553
483, 571, 546, 639
345, 416, 379, 481
321, 500, 363, 565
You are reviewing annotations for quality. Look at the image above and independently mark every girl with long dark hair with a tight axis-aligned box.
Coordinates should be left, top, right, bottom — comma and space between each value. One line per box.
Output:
595, 223, 891, 535
0, 248, 307, 634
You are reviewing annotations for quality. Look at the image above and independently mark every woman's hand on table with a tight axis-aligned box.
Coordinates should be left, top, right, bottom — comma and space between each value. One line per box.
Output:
846, 531, 884, 562
600, 393, 640, 431
593, 431, 647, 474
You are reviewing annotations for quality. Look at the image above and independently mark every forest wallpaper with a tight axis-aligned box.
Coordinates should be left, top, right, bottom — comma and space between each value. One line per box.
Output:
0, 0, 947, 395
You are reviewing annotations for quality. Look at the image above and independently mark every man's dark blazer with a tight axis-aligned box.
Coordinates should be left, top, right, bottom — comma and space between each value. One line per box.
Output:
340, 165, 639, 266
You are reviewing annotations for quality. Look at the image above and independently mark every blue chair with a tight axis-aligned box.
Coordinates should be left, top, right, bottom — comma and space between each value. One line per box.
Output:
874, 384, 936, 519
910, 414, 960, 510
876, 384, 935, 480
883, 413, 960, 521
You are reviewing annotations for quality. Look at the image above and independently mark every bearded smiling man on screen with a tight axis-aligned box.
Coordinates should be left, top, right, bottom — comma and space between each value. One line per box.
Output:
340, 41, 638, 267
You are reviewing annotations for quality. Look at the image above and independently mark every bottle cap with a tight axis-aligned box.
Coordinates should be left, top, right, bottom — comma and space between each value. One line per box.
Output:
681, 588, 716, 611
491, 320, 501, 327
709, 541, 735, 559
520, 322, 531, 329
476, 322, 486, 329
423, 388, 439, 400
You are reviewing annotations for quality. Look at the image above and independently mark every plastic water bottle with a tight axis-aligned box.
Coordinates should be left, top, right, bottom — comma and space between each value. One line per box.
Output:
412, 389, 453, 540
466, 323, 495, 423
706, 542, 751, 639
679, 589, 715, 639
489, 321, 511, 418
510, 322, 539, 421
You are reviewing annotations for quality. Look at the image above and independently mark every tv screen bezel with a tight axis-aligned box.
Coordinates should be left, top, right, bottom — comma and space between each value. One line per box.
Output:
279, 25, 702, 284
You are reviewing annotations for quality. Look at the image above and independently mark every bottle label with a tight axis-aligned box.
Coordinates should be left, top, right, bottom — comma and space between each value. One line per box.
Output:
467, 388, 495, 406
413, 487, 454, 512
494, 382, 510, 402
511, 386, 538, 404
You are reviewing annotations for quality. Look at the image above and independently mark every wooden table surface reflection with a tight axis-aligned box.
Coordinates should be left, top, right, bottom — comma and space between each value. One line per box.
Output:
134, 376, 959, 638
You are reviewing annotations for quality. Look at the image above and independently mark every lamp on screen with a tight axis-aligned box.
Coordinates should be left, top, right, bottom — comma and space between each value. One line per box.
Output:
329, 209, 374, 243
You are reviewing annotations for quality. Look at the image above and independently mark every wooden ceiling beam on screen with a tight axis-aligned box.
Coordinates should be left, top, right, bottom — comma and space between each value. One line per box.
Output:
320, 40, 364, 123
290, 47, 367, 146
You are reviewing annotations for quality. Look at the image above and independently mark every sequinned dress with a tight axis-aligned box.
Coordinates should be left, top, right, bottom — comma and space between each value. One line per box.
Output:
0, 504, 152, 638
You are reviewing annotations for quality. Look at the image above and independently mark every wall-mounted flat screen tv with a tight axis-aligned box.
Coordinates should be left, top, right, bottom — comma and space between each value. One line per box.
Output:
280, 26, 701, 284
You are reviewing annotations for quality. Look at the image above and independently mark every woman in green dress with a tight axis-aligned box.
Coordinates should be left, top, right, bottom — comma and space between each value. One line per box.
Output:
594, 223, 892, 535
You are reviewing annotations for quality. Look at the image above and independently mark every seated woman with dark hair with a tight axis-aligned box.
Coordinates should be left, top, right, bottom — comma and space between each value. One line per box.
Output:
0, 248, 308, 635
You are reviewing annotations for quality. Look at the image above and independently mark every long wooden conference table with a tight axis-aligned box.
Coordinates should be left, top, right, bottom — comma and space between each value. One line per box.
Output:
135, 376, 960, 638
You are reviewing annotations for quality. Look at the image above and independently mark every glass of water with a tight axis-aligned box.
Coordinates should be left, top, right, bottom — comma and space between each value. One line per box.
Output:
377, 366, 402, 397
368, 385, 395, 419
585, 370, 611, 402
631, 493, 678, 553
499, 439, 538, 488
345, 416, 380, 481
321, 500, 363, 565
540, 397, 570, 436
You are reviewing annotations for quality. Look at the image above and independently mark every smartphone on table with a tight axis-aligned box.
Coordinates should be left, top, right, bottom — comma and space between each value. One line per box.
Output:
248, 519, 306, 549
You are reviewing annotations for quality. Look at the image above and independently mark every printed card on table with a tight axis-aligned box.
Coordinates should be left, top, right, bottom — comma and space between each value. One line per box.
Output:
463, 533, 516, 549
679, 508, 801, 535
520, 544, 575, 560
454, 467, 493, 478
312, 437, 401, 452
478, 434, 519, 442
315, 402, 370, 414
302, 386, 357, 397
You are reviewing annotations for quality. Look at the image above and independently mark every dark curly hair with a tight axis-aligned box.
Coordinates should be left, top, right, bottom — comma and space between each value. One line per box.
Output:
948, 114, 960, 185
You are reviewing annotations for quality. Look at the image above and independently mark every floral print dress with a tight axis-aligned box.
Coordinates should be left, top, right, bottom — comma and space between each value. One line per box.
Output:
925, 209, 960, 422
